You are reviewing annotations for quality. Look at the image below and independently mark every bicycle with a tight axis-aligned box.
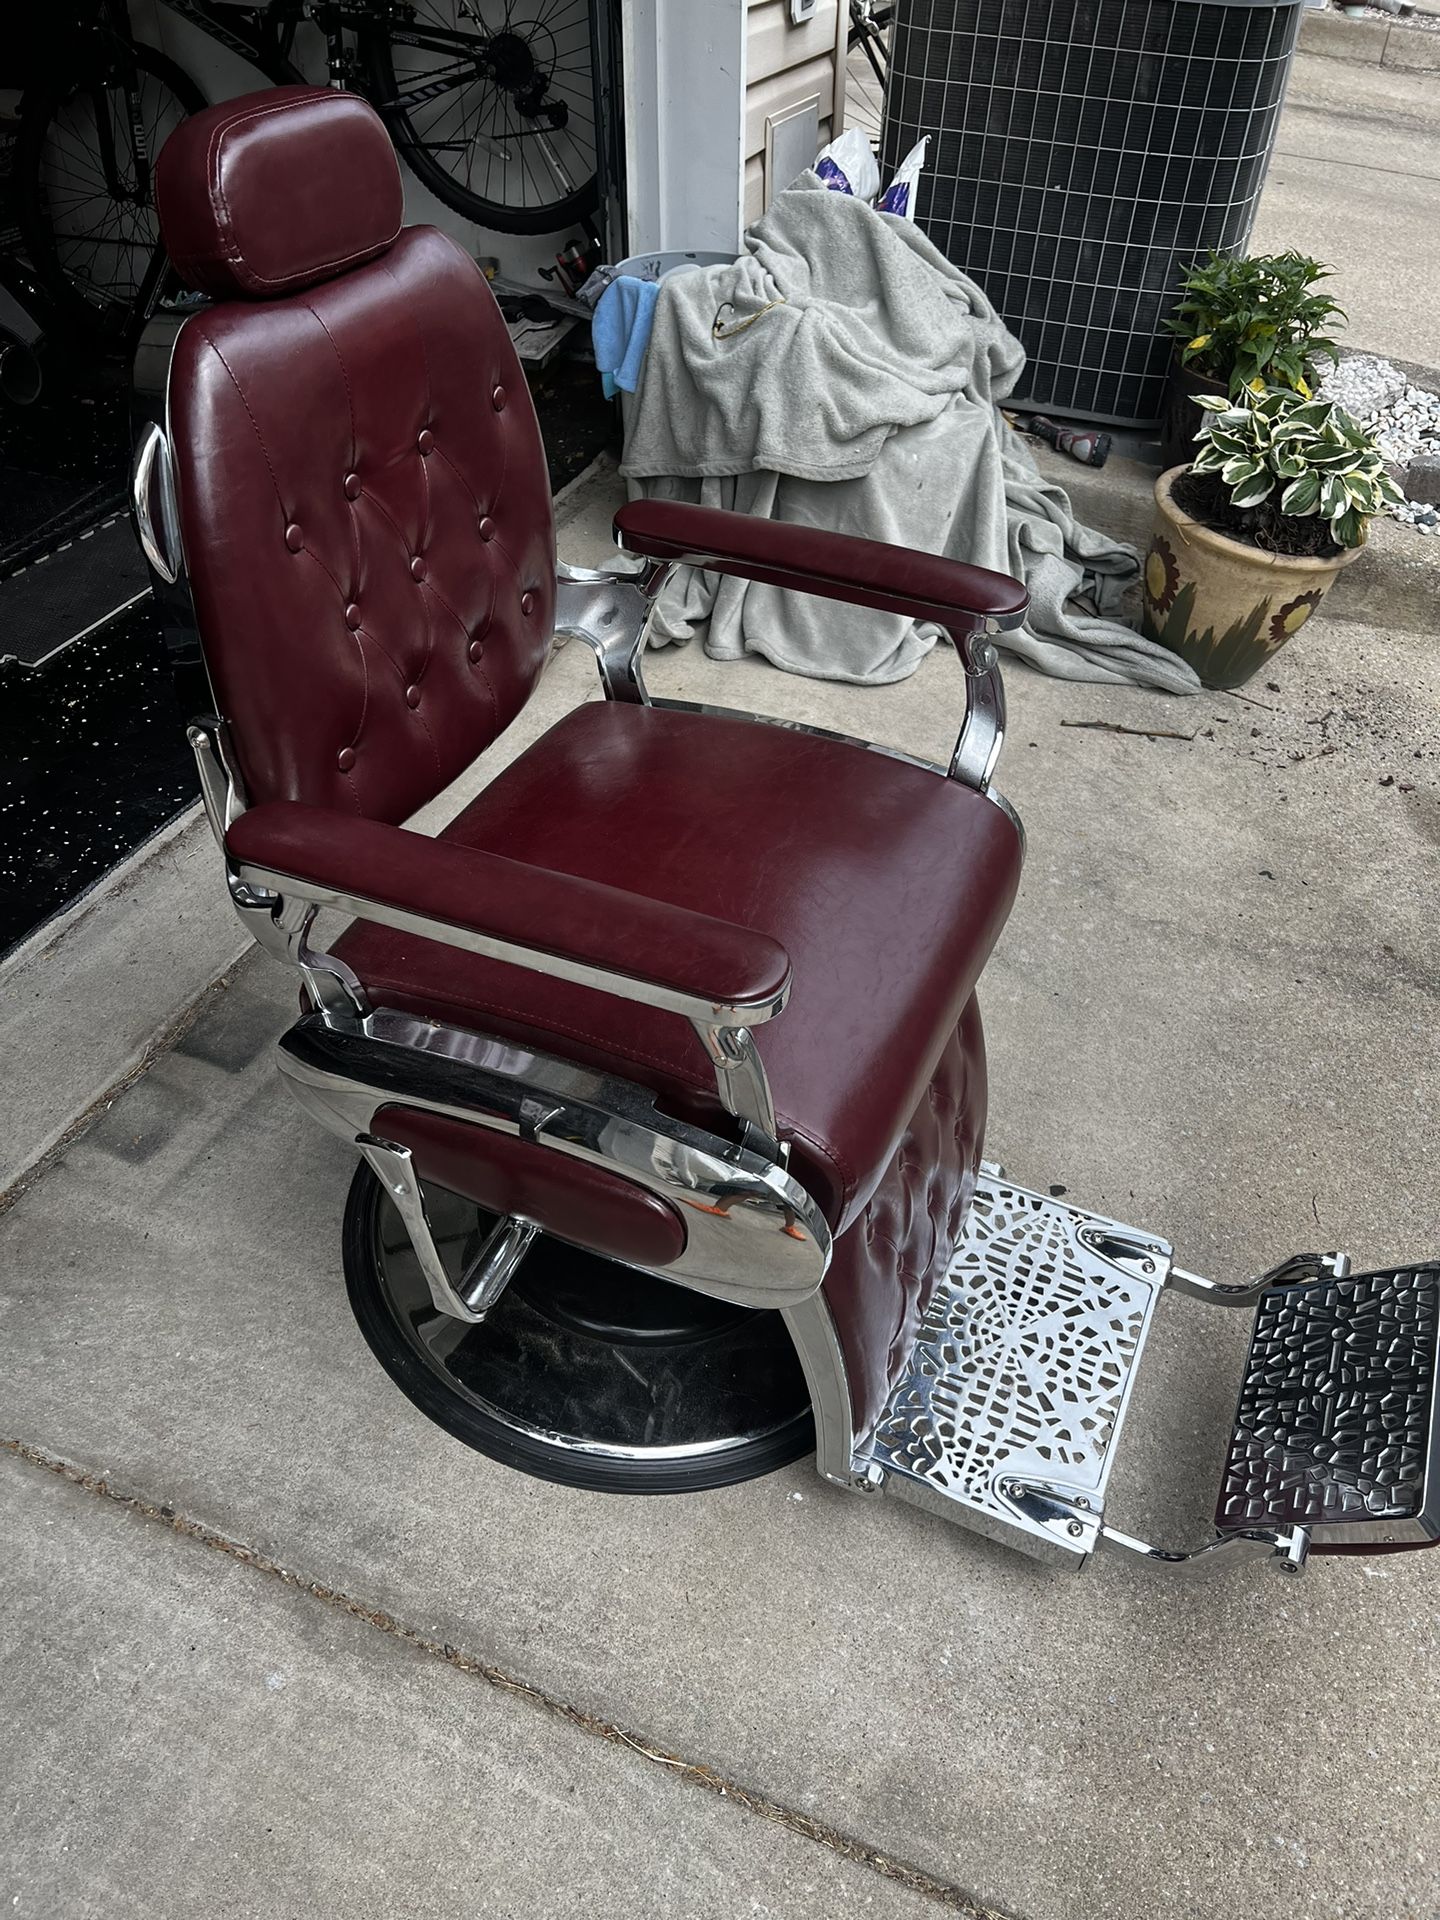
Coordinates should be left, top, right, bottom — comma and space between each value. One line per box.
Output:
16, 0, 599, 349
844, 0, 892, 151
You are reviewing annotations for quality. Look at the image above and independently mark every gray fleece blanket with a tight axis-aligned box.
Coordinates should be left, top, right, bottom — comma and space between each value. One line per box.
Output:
621, 175, 1198, 692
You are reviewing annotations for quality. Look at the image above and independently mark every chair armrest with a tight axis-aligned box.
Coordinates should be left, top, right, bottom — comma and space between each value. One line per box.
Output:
224, 802, 792, 1027
613, 499, 1029, 634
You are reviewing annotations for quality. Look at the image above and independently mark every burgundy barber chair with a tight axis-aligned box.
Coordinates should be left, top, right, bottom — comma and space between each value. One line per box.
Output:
133, 86, 1439, 1579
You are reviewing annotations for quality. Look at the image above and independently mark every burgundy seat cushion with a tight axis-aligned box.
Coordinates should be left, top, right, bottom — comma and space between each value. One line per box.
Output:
334, 702, 1022, 1232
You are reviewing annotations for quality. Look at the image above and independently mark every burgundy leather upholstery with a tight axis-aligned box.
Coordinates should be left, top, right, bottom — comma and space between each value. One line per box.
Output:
616, 498, 1030, 631
334, 702, 1022, 1236
826, 1001, 988, 1436
226, 800, 792, 1014
370, 1107, 689, 1269
162, 99, 554, 823
156, 88, 403, 300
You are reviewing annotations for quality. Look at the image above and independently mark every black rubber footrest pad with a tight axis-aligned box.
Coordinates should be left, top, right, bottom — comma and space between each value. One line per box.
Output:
1218, 1265, 1440, 1532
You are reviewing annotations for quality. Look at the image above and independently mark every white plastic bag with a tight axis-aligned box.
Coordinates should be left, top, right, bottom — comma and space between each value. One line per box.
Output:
813, 128, 881, 202
876, 137, 929, 219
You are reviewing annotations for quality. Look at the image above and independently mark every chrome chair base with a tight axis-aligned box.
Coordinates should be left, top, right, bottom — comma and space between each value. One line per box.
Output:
345, 1162, 815, 1495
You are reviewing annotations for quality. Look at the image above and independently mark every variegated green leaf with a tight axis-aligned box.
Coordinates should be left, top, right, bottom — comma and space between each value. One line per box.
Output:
1280, 470, 1321, 515
1331, 505, 1365, 549
1231, 471, 1276, 507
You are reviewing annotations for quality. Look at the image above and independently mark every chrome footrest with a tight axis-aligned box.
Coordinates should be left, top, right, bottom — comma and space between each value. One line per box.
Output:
869, 1175, 1171, 1564
1218, 1262, 1440, 1547
866, 1172, 1440, 1572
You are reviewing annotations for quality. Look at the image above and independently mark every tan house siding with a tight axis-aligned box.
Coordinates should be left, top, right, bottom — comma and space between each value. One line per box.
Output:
743, 0, 844, 223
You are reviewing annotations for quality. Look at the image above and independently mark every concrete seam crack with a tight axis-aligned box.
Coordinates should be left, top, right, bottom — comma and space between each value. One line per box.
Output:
4, 1435, 1015, 1920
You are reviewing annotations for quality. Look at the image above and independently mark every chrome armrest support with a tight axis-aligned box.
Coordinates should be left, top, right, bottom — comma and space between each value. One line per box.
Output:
597, 524, 1011, 799
691, 1020, 778, 1141
191, 713, 786, 1152
553, 557, 669, 704
947, 629, 1007, 795
189, 722, 369, 1020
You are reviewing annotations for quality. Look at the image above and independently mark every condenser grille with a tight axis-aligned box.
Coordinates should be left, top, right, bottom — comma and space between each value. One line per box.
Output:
882, 0, 1303, 425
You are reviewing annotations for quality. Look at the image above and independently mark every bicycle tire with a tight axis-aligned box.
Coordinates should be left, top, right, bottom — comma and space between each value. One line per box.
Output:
360, 5, 599, 236
16, 42, 207, 347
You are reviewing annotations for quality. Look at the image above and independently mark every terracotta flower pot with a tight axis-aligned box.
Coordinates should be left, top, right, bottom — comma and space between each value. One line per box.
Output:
1140, 466, 1362, 690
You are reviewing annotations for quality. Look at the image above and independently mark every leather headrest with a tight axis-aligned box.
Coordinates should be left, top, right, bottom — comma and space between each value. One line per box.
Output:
156, 86, 404, 300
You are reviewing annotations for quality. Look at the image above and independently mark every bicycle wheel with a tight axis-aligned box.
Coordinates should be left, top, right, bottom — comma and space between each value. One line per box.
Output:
362, 0, 599, 236
844, 1, 891, 150
17, 43, 206, 346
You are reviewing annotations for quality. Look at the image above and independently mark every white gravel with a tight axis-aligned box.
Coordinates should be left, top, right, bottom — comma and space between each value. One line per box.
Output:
1318, 354, 1440, 534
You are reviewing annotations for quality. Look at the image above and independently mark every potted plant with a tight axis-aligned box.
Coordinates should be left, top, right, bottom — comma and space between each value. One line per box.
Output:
1158, 251, 1345, 470
1142, 388, 1402, 689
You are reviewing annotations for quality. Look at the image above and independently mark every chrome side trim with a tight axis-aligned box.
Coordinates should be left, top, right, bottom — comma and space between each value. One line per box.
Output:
230, 858, 791, 1033
130, 418, 183, 585
275, 1006, 833, 1312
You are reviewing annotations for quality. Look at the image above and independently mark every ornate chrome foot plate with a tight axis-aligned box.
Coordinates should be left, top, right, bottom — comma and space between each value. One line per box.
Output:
869, 1176, 1169, 1564
866, 1173, 1440, 1576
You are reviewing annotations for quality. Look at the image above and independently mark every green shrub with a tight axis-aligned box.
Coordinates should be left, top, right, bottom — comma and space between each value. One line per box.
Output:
1164, 252, 1344, 399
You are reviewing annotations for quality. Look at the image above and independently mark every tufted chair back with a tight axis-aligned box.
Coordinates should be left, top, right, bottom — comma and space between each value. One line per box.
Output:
156, 86, 556, 824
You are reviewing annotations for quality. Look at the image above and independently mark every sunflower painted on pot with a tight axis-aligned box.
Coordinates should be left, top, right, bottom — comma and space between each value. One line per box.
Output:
1269, 591, 1323, 642
1143, 536, 1181, 614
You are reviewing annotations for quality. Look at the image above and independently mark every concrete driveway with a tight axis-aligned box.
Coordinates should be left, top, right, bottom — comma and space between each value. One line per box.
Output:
1254, 49, 1440, 372
4, 464, 1438, 1920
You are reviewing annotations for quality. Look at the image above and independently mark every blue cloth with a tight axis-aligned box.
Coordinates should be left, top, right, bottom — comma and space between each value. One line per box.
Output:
592, 275, 660, 397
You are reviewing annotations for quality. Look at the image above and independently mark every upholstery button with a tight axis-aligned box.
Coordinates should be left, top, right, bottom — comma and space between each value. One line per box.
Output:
284, 523, 303, 552
410, 555, 427, 582
520, 590, 536, 616
336, 747, 356, 772
478, 516, 496, 542
344, 604, 362, 630
405, 684, 421, 708
343, 472, 361, 500
418, 428, 434, 455
491, 385, 506, 412
467, 639, 484, 663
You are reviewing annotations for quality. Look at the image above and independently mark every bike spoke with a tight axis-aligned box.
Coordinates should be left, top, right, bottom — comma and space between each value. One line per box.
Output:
380, 0, 596, 220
